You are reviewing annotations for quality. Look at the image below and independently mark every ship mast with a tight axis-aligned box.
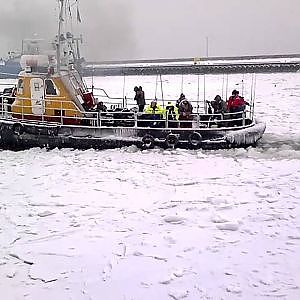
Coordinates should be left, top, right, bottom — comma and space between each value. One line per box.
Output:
57, 0, 65, 74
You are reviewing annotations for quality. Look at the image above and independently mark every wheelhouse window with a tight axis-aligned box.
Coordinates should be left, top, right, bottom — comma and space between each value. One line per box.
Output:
17, 79, 24, 94
45, 79, 59, 96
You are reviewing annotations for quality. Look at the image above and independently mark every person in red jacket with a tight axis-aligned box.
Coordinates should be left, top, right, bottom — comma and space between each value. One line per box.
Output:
227, 90, 249, 126
227, 90, 249, 112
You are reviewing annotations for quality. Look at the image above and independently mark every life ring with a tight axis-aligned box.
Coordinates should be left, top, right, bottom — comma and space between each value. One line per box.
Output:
189, 132, 202, 147
142, 134, 154, 149
12, 123, 24, 136
165, 133, 178, 148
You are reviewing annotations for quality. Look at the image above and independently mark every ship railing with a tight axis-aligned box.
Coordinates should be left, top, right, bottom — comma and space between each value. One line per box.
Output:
0, 96, 254, 130
0, 94, 16, 119
0, 95, 253, 128
91, 90, 256, 124
0, 98, 254, 128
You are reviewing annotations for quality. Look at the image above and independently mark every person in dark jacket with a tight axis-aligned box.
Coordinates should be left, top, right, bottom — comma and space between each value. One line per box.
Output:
96, 101, 107, 112
210, 95, 228, 114
178, 98, 193, 128
166, 101, 178, 128
176, 93, 186, 108
206, 95, 228, 127
206, 95, 228, 114
134, 86, 146, 112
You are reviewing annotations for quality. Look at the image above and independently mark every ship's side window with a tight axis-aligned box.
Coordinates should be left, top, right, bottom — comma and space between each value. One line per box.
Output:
34, 83, 40, 91
17, 79, 24, 94
45, 79, 58, 96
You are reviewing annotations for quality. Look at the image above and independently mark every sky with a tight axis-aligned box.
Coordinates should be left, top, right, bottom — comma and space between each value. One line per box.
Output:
0, 0, 299, 61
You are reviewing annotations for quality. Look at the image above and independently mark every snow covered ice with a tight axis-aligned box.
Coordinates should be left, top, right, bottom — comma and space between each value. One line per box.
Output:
1, 72, 300, 299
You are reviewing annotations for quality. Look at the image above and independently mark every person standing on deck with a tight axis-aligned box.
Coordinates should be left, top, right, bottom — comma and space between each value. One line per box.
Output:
178, 98, 193, 128
134, 86, 146, 112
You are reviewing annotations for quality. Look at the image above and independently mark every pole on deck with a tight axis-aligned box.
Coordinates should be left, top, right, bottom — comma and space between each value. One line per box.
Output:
203, 74, 207, 113
181, 74, 184, 93
159, 74, 164, 108
155, 74, 158, 99
122, 74, 126, 108
221, 74, 225, 100
252, 74, 257, 121
241, 74, 245, 96
197, 74, 200, 114
225, 74, 229, 101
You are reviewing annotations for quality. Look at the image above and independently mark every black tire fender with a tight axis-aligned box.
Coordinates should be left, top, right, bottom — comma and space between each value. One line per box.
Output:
47, 127, 59, 136
53, 127, 59, 136
165, 133, 179, 148
189, 132, 202, 147
142, 134, 154, 149
12, 123, 24, 136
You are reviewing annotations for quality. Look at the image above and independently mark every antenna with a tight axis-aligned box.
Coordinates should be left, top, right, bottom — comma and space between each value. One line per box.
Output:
57, 0, 65, 74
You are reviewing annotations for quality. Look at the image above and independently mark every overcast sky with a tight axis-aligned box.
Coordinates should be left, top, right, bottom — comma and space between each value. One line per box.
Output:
0, 0, 299, 61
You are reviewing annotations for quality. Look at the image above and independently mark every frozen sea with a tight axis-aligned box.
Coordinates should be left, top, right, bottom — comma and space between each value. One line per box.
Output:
0, 72, 300, 300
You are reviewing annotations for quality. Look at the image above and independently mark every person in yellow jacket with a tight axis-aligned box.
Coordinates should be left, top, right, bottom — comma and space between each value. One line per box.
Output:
144, 100, 164, 127
144, 100, 164, 117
